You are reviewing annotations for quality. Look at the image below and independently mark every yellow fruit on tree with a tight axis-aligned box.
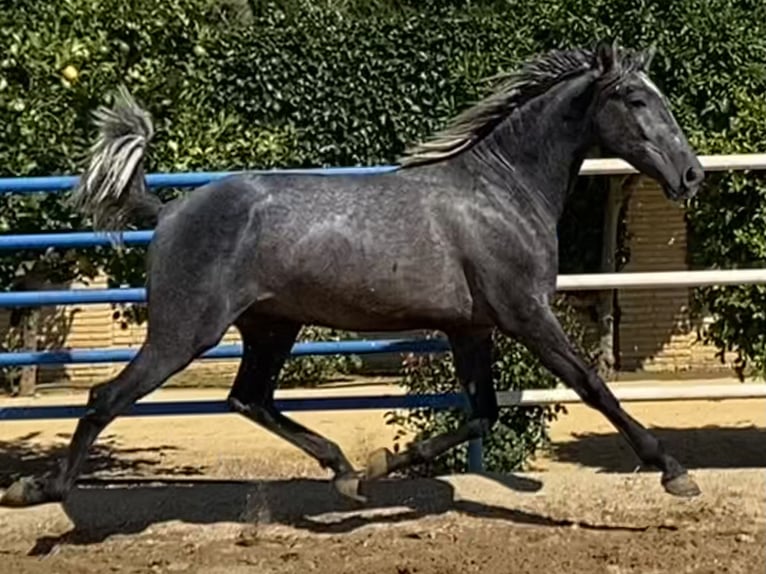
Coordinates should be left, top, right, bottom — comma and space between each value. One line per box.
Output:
62, 65, 79, 82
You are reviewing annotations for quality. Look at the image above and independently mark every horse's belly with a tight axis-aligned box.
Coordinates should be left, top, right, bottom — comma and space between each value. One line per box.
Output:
251, 222, 481, 329
260, 276, 478, 331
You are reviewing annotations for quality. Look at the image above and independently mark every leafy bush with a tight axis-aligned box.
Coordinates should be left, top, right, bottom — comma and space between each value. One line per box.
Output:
280, 326, 362, 388
386, 297, 595, 475
686, 91, 766, 379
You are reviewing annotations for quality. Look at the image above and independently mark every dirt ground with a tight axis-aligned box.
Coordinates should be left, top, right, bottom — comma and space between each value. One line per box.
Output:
0, 377, 764, 573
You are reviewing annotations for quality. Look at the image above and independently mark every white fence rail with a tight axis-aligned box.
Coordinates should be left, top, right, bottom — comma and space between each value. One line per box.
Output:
557, 269, 766, 290
498, 383, 766, 406
581, 153, 766, 175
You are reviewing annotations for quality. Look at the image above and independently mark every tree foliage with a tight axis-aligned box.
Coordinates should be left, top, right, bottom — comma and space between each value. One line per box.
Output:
686, 94, 766, 379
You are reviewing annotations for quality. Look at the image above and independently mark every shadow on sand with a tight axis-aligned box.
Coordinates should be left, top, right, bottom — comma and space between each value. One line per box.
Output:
13, 423, 756, 555
0, 432, 204, 489
22, 470, 656, 556
550, 425, 766, 473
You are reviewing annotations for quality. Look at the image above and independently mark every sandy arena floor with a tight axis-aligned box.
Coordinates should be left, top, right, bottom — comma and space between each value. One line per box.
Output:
0, 378, 763, 573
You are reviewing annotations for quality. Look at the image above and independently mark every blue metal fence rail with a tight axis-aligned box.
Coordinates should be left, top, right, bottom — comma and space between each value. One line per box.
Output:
0, 339, 451, 367
0, 393, 466, 421
0, 288, 145, 306
0, 231, 153, 250
0, 166, 399, 194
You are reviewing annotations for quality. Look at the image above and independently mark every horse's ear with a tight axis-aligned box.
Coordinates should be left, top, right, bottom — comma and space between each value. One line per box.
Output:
595, 40, 620, 75
637, 45, 657, 71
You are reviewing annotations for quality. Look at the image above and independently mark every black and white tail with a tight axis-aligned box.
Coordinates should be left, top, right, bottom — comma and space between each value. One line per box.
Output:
70, 85, 162, 233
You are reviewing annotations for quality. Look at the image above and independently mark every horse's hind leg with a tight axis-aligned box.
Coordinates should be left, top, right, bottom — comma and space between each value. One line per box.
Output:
227, 317, 364, 502
0, 344, 195, 506
366, 330, 498, 479
1, 303, 230, 507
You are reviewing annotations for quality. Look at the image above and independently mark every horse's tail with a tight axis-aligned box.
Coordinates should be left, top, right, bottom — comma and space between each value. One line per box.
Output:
70, 85, 162, 233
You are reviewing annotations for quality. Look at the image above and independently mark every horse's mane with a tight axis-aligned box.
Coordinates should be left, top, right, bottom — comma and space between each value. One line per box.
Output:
398, 45, 650, 168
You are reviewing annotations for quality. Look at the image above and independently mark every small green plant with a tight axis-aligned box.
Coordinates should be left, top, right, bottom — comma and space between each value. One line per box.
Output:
279, 325, 362, 388
386, 296, 595, 475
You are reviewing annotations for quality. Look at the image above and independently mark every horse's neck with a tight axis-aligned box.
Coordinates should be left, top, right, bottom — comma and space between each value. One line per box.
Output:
466, 78, 595, 220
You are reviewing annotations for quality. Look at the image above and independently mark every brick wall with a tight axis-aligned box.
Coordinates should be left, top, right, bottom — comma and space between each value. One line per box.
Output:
617, 176, 730, 374
37, 274, 113, 386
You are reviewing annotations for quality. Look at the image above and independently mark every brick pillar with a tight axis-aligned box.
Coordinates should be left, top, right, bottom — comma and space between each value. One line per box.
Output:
617, 176, 694, 372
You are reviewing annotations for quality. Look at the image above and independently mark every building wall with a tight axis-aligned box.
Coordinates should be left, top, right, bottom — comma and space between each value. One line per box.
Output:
616, 176, 730, 374
3, 175, 735, 387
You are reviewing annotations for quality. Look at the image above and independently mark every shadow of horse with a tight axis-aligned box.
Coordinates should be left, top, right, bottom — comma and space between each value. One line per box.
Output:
26, 471, 655, 555
551, 425, 766, 473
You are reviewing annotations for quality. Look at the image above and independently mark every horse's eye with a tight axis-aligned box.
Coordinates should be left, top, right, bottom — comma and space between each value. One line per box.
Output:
628, 99, 647, 108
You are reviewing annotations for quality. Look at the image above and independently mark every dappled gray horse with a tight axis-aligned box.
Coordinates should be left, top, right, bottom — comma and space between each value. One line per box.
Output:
2, 42, 704, 508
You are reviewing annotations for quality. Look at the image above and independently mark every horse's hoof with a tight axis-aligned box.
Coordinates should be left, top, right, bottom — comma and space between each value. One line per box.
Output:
662, 473, 701, 498
333, 473, 367, 504
365, 447, 394, 480
0, 477, 52, 507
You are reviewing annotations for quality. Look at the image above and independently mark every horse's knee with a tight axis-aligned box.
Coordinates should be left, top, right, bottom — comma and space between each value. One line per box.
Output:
580, 372, 620, 411
227, 396, 271, 425
468, 416, 496, 438
83, 380, 125, 423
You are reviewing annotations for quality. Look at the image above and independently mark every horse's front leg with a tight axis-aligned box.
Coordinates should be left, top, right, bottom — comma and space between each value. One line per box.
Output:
365, 330, 498, 479
499, 297, 700, 497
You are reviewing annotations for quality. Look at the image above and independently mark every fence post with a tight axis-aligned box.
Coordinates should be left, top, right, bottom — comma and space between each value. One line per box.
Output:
595, 174, 632, 378
18, 309, 39, 396
467, 438, 484, 472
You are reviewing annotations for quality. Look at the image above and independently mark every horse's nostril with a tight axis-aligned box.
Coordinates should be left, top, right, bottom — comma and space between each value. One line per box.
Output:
683, 166, 703, 187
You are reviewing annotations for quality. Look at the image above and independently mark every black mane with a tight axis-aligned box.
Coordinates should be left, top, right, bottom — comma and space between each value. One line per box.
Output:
398, 45, 652, 168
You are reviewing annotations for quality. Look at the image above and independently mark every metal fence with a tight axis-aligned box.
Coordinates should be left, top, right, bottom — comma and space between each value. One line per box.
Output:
1, 154, 765, 471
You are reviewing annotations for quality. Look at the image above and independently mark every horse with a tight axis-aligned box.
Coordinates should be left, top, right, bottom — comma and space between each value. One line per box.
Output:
1, 41, 705, 508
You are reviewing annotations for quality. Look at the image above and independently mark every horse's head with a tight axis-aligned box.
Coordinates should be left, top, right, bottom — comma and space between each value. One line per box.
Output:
591, 42, 703, 201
